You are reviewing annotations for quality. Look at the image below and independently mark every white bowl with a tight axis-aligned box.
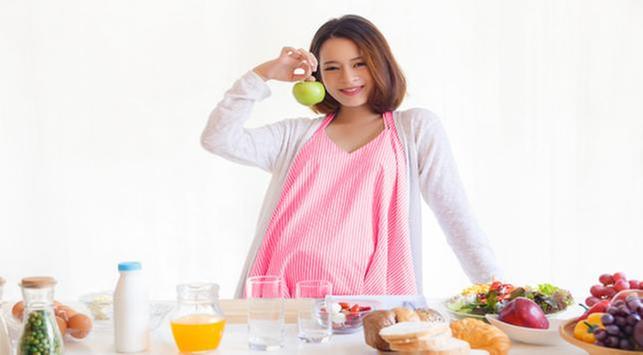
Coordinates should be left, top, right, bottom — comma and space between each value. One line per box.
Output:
485, 314, 565, 345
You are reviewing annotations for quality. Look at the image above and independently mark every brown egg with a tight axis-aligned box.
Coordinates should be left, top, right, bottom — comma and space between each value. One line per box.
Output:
55, 316, 67, 335
11, 301, 24, 320
67, 313, 92, 339
55, 305, 78, 322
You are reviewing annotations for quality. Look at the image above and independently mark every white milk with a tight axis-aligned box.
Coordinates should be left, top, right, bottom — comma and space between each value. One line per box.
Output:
113, 262, 149, 353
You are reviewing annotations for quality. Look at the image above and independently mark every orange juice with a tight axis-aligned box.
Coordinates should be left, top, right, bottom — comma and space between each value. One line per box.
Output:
170, 314, 226, 353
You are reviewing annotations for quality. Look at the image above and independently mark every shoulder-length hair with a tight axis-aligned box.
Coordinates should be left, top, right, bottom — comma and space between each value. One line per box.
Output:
309, 15, 407, 115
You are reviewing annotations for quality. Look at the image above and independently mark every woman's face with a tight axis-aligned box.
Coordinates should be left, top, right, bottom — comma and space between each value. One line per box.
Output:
319, 37, 373, 108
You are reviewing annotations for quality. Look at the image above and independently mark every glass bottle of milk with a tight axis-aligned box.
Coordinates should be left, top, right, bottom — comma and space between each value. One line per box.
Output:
113, 262, 149, 353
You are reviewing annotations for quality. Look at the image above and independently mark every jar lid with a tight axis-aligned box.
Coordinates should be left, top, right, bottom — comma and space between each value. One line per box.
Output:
21, 276, 57, 288
118, 261, 142, 271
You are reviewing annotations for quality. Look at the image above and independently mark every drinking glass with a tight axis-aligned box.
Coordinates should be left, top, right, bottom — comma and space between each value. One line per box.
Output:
295, 280, 332, 343
246, 276, 285, 351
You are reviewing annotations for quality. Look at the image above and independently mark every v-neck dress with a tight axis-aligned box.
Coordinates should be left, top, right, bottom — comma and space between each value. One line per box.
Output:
247, 111, 417, 297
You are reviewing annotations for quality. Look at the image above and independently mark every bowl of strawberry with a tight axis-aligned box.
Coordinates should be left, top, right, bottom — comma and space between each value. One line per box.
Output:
329, 301, 378, 334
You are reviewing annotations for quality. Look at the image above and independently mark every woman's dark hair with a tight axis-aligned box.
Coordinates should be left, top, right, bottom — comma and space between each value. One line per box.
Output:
309, 15, 406, 114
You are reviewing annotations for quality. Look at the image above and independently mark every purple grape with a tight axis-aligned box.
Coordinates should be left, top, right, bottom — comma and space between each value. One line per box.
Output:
606, 335, 620, 348
595, 328, 608, 341
628, 299, 641, 311
602, 313, 614, 325
595, 340, 605, 347
614, 300, 625, 308
634, 320, 643, 347
617, 306, 629, 316
619, 338, 634, 350
627, 313, 641, 325
639, 307, 643, 317
615, 316, 627, 327
606, 325, 621, 336
608, 306, 619, 315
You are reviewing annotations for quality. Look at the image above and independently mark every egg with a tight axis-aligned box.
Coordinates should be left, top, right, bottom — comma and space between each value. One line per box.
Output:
67, 314, 92, 339
11, 301, 24, 320
55, 305, 78, 322
55, 316, 67, 335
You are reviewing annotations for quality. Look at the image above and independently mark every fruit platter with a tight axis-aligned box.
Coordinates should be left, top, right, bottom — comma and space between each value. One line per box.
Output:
445, 280, 574, 320
560, 272, 643, 353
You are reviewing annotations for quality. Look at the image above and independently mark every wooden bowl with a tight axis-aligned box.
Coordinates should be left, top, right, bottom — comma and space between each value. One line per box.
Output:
559, 318, 642, 355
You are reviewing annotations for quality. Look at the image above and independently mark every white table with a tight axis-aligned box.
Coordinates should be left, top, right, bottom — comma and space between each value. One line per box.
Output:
61, 323, 588, 355
3, 299, 589, 354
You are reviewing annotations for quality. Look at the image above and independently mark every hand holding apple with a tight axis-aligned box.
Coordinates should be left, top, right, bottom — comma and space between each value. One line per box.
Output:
253, 46, 318, 82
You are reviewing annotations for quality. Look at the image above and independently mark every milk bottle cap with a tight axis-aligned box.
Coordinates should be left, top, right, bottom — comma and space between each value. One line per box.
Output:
118, 262, 142, 271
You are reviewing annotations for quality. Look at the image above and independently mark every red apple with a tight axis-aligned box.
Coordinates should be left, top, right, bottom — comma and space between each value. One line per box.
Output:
498, 297, 549, 329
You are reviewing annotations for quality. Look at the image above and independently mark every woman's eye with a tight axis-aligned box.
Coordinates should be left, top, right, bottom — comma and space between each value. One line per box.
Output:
355, 62, 366, 67
323, 67, 338, 71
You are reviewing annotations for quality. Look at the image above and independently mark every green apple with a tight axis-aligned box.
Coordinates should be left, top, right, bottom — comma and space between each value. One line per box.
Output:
292, 81, 325, 106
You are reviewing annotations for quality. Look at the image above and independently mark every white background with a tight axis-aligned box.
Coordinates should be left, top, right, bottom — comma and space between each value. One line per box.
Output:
1, 0, 642, 302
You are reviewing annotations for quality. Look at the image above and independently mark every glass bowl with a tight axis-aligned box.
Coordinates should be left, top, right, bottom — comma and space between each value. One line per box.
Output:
326, 299, 380, 334
79, 292, 173, 332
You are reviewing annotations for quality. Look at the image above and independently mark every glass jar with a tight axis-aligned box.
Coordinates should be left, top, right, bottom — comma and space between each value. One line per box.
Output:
169, 282, 225, 353
1, 277, 12, 355
18, 276, 63, 355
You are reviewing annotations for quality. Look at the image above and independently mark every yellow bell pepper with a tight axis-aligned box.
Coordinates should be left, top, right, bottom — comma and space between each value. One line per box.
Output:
573, 312, 606, 343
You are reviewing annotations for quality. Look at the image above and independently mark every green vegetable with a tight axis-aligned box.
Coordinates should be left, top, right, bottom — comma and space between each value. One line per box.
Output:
536, 283, 559, 296
18, 310, 62, 355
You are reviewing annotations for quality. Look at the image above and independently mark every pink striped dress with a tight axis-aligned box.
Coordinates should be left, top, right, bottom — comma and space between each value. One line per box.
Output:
247, 111, 417, 297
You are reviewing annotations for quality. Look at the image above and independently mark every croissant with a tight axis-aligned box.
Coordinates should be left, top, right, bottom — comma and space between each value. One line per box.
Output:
450, 318, 511, 355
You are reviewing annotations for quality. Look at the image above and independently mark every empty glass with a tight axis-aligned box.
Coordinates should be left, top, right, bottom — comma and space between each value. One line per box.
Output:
295, 280, 332, 343
246, 276, 285, 351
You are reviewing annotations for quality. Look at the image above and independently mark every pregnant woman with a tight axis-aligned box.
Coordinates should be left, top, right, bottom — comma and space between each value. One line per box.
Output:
201, 14, 502, 297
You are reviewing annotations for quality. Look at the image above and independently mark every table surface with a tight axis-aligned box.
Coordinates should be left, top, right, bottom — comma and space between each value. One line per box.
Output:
3, 298, 589, 354
61, 323, 587, 355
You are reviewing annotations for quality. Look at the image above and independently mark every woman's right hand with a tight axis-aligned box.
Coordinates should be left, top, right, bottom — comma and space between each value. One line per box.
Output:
253, 47, 318, 82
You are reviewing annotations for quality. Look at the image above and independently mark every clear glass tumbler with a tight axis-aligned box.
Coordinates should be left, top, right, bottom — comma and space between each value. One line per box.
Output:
295, 280, 332, 343
246, 276, 285, 351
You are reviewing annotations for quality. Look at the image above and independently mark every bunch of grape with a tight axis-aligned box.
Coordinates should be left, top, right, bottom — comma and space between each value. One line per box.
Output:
586, 272, 643, 306
592, 294, 643, 350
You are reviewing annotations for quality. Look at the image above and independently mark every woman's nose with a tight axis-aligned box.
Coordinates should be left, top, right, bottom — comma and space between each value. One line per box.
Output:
341, 67, 359, 84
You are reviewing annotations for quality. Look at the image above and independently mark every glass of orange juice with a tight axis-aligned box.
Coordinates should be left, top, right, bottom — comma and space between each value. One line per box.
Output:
170, 283, 225, 353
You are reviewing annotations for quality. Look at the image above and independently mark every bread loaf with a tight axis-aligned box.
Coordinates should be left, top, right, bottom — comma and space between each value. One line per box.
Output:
393, 307, 421, 322
362, 310, 397, 351
380, 321, 470, 354
363, 307, 447, 352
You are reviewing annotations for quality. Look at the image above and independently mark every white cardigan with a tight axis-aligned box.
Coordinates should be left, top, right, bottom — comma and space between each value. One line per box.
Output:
201, 70, 503, 298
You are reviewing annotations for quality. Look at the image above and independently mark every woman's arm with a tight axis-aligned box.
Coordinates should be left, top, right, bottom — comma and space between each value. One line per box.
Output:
413, 109, 503, 283
201, 47, 318, 172
201, 70, 286, 172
